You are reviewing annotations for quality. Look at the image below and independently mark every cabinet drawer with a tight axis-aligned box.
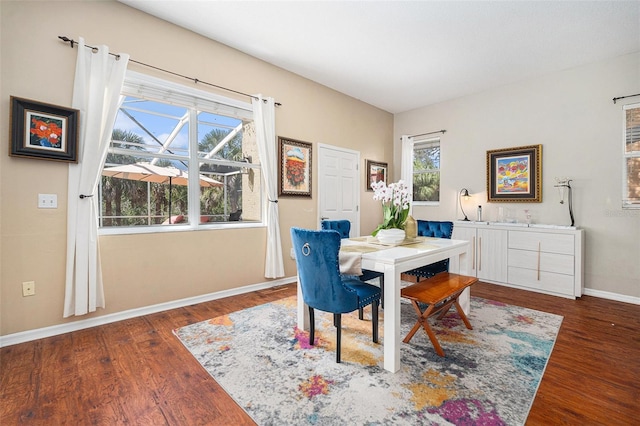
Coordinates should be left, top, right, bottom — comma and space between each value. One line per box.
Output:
508, 266, 575, 296
508, 249, 574, 275
509, 231, 574, 255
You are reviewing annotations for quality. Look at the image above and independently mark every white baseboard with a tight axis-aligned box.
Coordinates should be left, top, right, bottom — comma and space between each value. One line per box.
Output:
583, 288, 640, 305
0, 276, 297, 348
3, 278, 636, 348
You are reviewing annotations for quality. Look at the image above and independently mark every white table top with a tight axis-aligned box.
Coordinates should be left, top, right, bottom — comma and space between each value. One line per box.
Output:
341, 236, 470, 270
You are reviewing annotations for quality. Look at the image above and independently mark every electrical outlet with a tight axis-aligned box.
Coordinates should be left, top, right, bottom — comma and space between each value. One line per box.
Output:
22, 281, 36, 297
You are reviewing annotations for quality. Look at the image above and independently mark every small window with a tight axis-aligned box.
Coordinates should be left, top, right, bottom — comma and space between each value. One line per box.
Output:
624, 103, 640, 208
412, 138, 441, 203
99, 72, 262, 230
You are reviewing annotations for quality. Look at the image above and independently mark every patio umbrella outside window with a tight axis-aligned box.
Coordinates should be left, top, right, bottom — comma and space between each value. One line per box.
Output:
101, 162, 222, 222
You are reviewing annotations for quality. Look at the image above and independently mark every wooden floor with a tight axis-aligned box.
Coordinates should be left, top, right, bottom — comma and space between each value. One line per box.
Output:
1, 281, 638, 425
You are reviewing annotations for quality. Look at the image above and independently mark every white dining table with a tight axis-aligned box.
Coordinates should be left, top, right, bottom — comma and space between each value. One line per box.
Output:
296, 236, 471, 373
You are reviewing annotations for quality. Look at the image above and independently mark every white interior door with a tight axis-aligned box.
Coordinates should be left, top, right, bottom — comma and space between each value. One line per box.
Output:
318, 144, 360, 236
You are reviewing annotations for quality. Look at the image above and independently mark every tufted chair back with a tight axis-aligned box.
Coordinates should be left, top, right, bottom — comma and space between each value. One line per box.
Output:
321, 219, 385, 305
321, 220, 351, 238
291, 228, 380, 313
406, 220, 454, 281
417, 220, 453, 239
291, 228, 359, 313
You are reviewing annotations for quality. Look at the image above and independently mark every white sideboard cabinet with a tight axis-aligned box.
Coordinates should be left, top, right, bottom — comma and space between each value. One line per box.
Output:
450, 221, 584, 299
451, 225, 508, 282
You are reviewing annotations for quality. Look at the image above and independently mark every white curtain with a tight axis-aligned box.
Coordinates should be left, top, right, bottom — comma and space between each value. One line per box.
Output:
64, 38, 129, 317
252, 96, 285, 278
401, 135, 414, 214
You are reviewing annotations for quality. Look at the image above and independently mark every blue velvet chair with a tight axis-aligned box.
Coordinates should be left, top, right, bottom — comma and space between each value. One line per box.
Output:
320, 219, 351, 238
321, 220, 386, 308
405, 220, 454, 282
291, 227, 381, 363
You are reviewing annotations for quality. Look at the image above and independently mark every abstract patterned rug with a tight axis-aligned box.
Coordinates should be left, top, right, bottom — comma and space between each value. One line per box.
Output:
174, 292, 562, 425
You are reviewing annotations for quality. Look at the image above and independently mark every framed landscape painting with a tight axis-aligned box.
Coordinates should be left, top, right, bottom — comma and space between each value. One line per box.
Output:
9, 96, 79, 163
486, 144, 542, 202
278, 136, 312, 197
366, 160, 387, 191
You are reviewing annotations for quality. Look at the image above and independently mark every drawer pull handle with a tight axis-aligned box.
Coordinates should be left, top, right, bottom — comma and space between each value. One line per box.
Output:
478, 236, 482, 271
472, 236, 476, 270
537, 241, 541, 280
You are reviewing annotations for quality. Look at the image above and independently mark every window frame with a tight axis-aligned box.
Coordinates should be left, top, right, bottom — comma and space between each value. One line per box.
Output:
98, 71, 265, 236
411, 136, 441, 206
623, 102, 640, 209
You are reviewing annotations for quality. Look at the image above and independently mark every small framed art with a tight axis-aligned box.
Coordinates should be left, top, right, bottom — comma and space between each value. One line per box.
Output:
486, 144, 542, 202
9, 96, 79, 162
278, 136, 312, 197
366, 160, 388, 191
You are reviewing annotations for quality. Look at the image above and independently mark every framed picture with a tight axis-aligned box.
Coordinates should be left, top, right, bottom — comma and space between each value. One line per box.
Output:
486, 144, 542, 202
366, 160, 388, 191
278, 136, 312, 197
9, 96, 79, 163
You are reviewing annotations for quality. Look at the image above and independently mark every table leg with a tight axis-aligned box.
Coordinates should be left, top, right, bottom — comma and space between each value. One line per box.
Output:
383, 266, 402, 373
457, 244, 471, 315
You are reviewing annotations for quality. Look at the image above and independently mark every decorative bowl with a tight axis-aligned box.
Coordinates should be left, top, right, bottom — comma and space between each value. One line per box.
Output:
377, 228, 406, 244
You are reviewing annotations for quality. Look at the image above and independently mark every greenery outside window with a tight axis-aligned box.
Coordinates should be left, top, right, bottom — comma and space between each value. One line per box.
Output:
624, 103, 640, 208
412, 137, 440, 203
99, 72, 262, 231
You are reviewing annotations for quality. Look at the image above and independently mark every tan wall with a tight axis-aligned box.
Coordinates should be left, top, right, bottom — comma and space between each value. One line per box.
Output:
0, 0, 393, 336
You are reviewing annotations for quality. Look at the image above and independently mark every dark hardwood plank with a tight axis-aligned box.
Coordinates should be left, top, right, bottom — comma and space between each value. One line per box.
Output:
470, 282, 640, 426
1, 282, 638, 425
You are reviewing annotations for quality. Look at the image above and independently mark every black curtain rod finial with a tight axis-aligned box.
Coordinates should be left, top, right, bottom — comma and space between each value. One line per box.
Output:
613, 93, 640, 104
58, 35, 74, 48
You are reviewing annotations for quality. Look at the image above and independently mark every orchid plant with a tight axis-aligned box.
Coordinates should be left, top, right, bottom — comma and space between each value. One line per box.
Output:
371, 179, 411, 236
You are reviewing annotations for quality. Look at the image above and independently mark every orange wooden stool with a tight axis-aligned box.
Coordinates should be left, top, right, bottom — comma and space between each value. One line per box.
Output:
401, 272, 478, 356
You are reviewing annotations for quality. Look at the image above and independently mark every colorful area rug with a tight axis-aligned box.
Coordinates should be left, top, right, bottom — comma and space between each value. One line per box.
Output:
174, 292, 562, 425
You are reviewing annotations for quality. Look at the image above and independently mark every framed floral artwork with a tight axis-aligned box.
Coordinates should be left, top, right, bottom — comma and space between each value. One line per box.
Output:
486, 144, 542, 202
366, 160, 388, 191
278, 136, 312, 197
9, 96, 79, 162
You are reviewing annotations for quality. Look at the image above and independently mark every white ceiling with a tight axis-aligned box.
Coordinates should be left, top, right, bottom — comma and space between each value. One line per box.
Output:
118, 1, 640, 114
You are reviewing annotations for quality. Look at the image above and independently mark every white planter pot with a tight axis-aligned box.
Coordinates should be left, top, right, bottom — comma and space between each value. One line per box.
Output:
377, 228, 406, 244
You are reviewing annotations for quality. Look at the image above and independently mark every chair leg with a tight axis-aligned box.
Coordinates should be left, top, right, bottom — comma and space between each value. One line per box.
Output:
308, 306, 315, 346
372, 300, 379, 343
359, 307, 364, 320
334, 313, 341, 363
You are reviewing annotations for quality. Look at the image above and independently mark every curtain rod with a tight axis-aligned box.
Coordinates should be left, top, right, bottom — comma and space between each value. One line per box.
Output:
401, 129, 446, 140
58, 36, 281, 106
613, 93, 640, 104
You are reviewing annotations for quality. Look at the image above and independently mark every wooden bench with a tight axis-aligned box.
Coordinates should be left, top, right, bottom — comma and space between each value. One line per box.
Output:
401, 272, 478, 356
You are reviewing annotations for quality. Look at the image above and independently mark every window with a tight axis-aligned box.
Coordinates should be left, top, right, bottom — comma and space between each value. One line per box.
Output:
99, 72, 262, 230
624, 103, 640, 208
412, 137, 441, 203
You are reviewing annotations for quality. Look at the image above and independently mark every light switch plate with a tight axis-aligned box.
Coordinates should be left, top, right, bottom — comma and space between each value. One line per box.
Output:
38, 194, 57, 209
